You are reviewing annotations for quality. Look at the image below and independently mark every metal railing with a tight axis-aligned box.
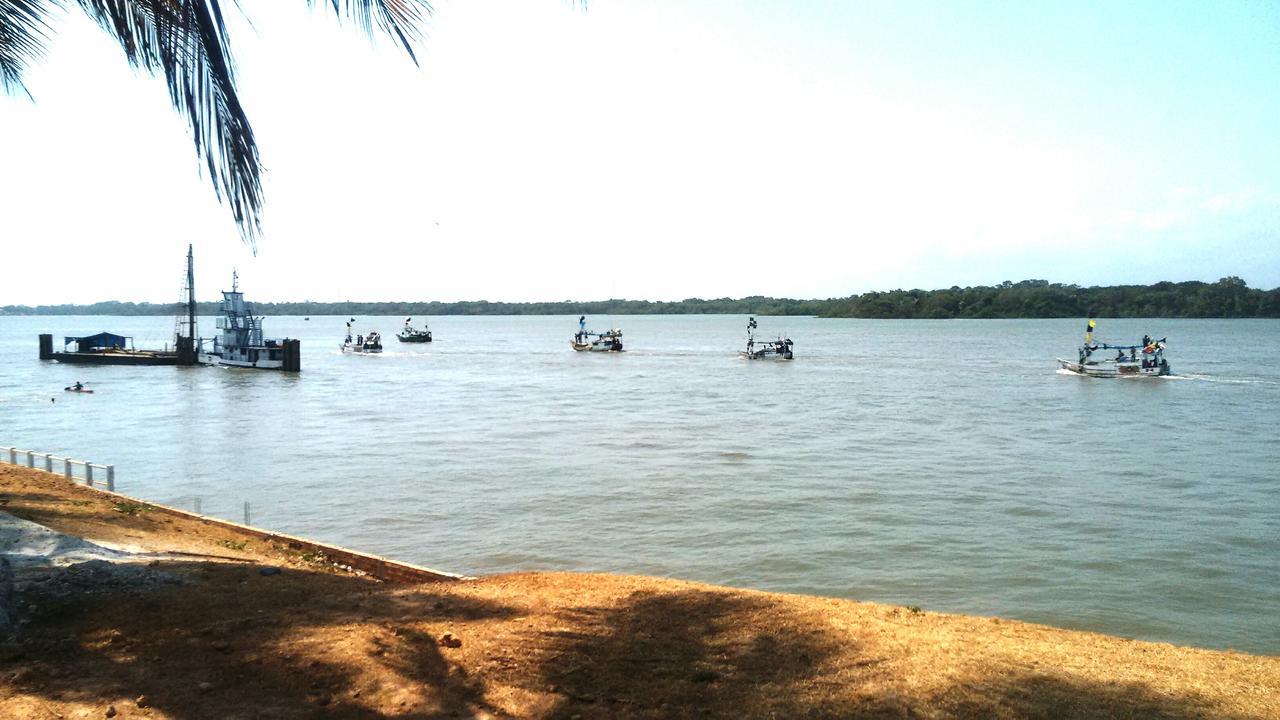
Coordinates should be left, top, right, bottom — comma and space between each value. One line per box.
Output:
1, 446, 115, 491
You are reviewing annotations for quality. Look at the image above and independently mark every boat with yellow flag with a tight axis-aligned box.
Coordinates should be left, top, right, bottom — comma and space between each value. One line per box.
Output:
1057, 313, 1170, 377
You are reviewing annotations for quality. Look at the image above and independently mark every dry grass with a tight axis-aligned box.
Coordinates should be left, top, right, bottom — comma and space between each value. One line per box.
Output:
3, 465, 1278, 719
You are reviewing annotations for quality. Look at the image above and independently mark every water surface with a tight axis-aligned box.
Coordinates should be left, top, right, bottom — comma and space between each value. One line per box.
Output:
1, 315, 1277, 653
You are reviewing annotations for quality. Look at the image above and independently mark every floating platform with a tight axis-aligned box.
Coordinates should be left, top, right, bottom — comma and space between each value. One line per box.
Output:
39, 333, 193, 367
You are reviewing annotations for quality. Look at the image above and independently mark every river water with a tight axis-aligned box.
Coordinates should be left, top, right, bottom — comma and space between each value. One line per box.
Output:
1, 314, 1277, 653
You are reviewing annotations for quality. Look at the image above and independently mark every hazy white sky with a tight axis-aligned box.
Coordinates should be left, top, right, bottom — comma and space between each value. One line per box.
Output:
1, 0, 1278, 304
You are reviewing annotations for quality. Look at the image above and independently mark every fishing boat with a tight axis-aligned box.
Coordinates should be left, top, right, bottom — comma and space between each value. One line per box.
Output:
739, 316, 794, 360
200, 271, 299, 370
1057, 315, 1170, 377
396, 317, 432, 343
342, 320, 383, 354
571, 316, 623, 352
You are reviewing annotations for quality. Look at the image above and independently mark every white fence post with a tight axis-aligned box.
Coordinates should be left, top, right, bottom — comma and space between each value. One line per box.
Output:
63, 458, 72, 480
44, 454, 52, 472
105, 466, 115, 492
26, 451, 35, 468
85, 463, 94, 488
7, 447, 15, 464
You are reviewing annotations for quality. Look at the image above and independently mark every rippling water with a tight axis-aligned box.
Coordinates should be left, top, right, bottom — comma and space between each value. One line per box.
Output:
2, 315, 1278, 653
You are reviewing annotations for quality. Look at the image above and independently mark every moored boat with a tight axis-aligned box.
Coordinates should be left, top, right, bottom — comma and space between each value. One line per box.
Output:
739, 316, 793, 360
199, 271, 299, 370
41, 245, 200, 367
1057, 314, 1170, 377
397, 317, 432, 343
571, 316, 623, 352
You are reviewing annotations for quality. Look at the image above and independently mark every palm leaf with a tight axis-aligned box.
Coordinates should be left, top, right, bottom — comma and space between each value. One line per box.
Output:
0, 0, 59, 99
18, 0, 432, 247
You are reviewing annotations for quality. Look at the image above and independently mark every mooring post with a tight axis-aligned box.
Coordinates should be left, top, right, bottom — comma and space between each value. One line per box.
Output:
105, 466, 115, 492
85, 463, 93, 488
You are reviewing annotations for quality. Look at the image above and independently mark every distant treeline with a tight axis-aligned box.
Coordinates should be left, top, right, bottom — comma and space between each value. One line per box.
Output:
0, 296, 832, 317
817, 278, 1280, 319
4, 278, 1278, 318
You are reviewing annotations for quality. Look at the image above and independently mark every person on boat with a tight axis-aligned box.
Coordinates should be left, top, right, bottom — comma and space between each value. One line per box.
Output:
72, 381, 84, 391
1115, 348, 1126, 361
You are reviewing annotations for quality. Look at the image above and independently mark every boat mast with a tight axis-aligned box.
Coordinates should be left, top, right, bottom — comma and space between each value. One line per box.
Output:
186, 244, 197, 341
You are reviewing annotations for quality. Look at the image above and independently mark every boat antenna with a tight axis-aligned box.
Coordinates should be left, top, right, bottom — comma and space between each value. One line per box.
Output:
232, 269, 239, 293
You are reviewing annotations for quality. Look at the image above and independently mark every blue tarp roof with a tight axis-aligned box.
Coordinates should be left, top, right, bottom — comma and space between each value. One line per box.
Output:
64, 332, 131, 348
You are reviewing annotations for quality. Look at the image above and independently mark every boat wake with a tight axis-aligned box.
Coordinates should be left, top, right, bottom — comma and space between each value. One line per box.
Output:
1163, 373, 1280, 385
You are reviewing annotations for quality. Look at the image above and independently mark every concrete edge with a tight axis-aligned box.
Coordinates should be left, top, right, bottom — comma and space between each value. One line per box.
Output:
2, 465, 470, 584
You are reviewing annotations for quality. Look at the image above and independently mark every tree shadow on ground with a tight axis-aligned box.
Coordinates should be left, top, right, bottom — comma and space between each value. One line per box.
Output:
0, 565, 1268, 719
519, 588, 879, 719
924, 670, 1262, 719
515, 588, 1264, 720
1, 560, 517, 719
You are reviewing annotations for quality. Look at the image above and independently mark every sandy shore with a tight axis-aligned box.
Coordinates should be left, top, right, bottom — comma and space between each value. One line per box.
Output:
2, 464, 1278, 719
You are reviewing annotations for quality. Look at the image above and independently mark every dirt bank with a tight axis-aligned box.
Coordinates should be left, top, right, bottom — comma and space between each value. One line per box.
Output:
2, 465, 1277, 719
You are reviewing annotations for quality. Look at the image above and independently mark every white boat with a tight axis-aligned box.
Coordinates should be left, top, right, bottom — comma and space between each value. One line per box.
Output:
1057, 316, 1170, 377
739, 316, 793, 360
571, 316, 623, 352
341, 320, 383, 354
199, 271, 294, 370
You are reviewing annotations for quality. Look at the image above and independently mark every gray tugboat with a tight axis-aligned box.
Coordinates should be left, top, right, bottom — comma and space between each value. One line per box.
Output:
199, 270, 299, 371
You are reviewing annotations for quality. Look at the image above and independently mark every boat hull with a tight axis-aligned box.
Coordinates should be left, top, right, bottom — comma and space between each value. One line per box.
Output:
739, 350, 792, 361
1057, 358, 1170, 377
572, 342, 623, 352
50, 351, 178, 366
199, 352, 285, 370
397, 334, 432, 343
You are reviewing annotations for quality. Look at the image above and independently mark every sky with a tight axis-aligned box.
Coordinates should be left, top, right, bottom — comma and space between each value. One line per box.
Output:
1, 0, 1278, 305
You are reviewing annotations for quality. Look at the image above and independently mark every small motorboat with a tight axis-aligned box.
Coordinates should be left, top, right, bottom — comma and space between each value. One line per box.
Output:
739, 316, 793, 360
571, 316, 623, 352
341, 319, 383, 354
397, 317, 433, 343
1057, 314, 1170, 377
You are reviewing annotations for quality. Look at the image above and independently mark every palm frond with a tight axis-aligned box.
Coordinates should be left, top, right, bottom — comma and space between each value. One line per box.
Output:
0, 0, 60, 99
74, 0, 263, 246
5, 0, 432, 246
311, 0, 434, 66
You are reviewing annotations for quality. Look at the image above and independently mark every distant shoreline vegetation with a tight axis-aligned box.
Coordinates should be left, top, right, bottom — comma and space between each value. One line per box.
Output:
3, 278, 1278, 318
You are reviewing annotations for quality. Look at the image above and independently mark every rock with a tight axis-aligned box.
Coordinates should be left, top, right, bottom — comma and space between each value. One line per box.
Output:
135, 695, 150, 708
259, 567, 281, 576
439, 633, 462, 649
105, 705, 117, 718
